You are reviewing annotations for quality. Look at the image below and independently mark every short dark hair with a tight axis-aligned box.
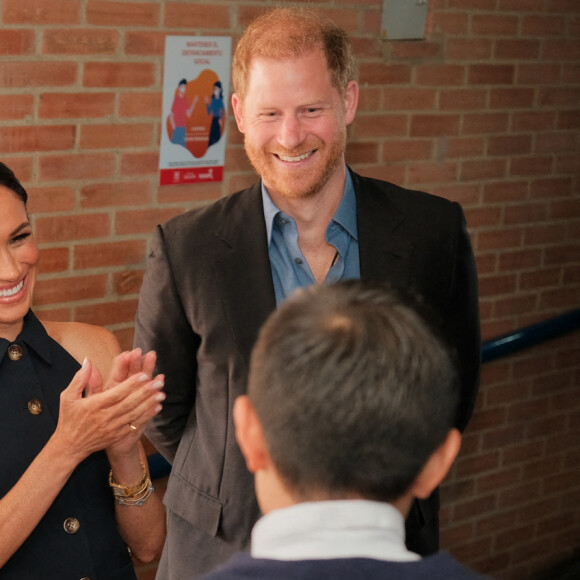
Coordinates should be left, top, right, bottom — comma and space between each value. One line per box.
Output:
232, 7, 355, 101
0, 161, 28, 205
248, 281, 459, 503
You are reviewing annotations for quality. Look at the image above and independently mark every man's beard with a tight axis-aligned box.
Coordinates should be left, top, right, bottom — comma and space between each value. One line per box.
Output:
244, 130, 346, 201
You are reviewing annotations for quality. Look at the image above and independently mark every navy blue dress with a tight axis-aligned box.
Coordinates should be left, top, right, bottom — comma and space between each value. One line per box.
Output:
0, 311, 137, 580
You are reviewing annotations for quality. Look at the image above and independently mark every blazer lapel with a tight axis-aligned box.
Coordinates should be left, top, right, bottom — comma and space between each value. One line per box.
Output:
212, 182, 277, 365
352, 171, 413, 286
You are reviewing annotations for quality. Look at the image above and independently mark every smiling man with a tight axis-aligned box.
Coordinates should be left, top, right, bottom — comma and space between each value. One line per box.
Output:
135, 7, 481, 580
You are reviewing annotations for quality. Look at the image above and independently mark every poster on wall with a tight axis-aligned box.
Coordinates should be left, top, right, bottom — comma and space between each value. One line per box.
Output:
159, 36, 232, 186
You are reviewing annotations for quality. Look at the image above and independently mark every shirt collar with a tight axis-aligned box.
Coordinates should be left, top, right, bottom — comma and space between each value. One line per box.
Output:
251, 500, 418, 563
0, 310, 53, 365
261, 168, 358, 244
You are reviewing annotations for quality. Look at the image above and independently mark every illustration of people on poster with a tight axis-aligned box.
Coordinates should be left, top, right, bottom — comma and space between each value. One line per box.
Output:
159, 36, 231, 185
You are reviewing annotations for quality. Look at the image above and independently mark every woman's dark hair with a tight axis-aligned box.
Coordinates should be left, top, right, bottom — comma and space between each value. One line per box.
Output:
0, 162, 28, 205
213, 81, 223, 99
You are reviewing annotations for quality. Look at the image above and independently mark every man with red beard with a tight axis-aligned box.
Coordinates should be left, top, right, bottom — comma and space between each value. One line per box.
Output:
135, 8, 480, 580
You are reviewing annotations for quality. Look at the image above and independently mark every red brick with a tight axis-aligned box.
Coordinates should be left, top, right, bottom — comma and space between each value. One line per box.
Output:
483, 181, 528, 203
433, 12, 469, 35
27, 186, 75, 213
521, 15, 566, 36
524, 224, 567, 245
498, 248, 541, 271
39, 93, 115, 119
410, 114, 460, 137
34, 306, 72, 322
38, 247, 69, 273
81, 182, 153, 208
43, 29, 118, 55
34, 274, 107, 305
510, 156, 553, 177
468, 65, 515, 85
512, 111, 556, 132
490, 87, 535, 109
125, 31, 166, 56
407, 162, 457, 185
390, 41, 440, 61
80, 123, 154, 149
461, 159, 507, 181
382, 140, 433, 163
383, 88, 436, 110
464, 207, 501, 228
453, 493, 498, 520
39, 154, 116, 181
353, 114, 408, 138
439, 89, 487, 111
74, 241, 146, 269
3, 0, 81, 24
120, 152, 160, 176
157, 182, 222, 204
119, 92, 163, 117
0, 29, 35, 55
495, 40, 541, 61
517, 64, 561, 86
112, 328, 136, 353
86, 0, 160, 26
84, 63, 155, 88
529, 177, 573, 199
75, 299, 139, 326
444, 137, 485, 159
463, 113, 509, 135
472, 14, 519, 35
478, 229, 522, 251
415, 65, 465, 86
543, 40, 580, 61
488, 135, 532, 156
35, 214, 110, 243
504, 202, 547, 224
0, 62, 77, 88
0, 95, 34, 120
164, 3, 230, 28
0, 125, 75, 153
539, 87, 580, 107
445, 38, 492, 61
357, 63, 411, 85
557, 110, 580, 129
115, 208, 184, 235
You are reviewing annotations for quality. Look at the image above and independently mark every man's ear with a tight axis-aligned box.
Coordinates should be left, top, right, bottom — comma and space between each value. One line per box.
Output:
233, 395, 269, 474
343, 80, 359, 126
231, 92, 246, 133
410, 429, 462, 500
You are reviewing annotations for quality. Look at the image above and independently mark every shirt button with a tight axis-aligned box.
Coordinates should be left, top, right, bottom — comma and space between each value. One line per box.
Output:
63, 517, 80, 534
28, 399, 43, 415
279, 218, 287, 225
7, 344, 23, 361
295, 258, 303, 264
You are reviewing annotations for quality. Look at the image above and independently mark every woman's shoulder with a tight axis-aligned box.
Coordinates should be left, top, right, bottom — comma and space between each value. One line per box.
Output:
41, 320, 121, 375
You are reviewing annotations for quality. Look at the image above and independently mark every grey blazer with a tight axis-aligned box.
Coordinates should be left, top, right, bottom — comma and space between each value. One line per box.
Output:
134, 169, 480, 576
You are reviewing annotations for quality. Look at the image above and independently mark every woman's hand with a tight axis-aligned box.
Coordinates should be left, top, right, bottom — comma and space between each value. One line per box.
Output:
52, 356, 165, 464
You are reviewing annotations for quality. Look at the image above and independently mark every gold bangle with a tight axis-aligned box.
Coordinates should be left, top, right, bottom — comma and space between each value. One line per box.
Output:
109, 461, 148, 497
115, 482, 154, 506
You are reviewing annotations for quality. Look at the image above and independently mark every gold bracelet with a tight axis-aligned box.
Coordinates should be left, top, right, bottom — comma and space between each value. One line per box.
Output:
109, 461, 149, 497
115, 482, 154, 506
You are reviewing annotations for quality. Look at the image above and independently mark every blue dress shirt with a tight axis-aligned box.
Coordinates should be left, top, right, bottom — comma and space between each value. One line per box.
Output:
262, 170, 360, 305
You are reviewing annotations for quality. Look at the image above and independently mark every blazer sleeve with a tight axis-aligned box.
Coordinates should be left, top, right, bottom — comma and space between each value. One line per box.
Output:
134, 225, 200, 463
447, 203, 481, 432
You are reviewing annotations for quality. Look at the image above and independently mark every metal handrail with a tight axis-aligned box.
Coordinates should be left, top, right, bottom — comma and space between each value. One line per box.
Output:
148, 307, 580, 479
481, 307, 580, 363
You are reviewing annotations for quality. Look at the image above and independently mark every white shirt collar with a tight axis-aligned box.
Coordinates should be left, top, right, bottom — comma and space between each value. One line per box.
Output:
251, 500, 420, 562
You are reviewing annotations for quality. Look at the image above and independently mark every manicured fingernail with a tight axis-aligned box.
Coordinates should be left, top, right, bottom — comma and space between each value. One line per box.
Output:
152, 380, 164, 389
138, 373, 148, 382
82, 357, 88, 369
155, 392, 165, 401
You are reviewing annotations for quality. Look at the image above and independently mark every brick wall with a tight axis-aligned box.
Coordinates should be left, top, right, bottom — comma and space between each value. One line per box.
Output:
1, 0, 579, 578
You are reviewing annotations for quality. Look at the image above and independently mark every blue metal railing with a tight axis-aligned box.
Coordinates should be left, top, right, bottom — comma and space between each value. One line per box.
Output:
148, 307, 580, 479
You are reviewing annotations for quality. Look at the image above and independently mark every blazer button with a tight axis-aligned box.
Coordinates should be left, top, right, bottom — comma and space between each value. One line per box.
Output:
7, 344, 23, 361
63, 517, 80, 534
28, 399, 43, 415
